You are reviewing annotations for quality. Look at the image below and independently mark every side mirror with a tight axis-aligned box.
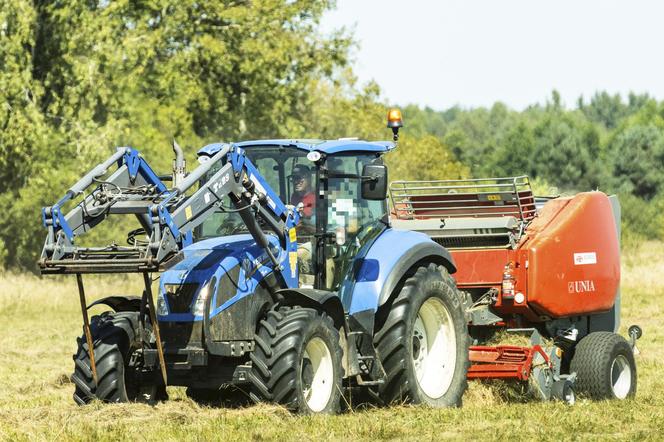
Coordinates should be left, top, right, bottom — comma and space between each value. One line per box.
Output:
361, 164, 388, 200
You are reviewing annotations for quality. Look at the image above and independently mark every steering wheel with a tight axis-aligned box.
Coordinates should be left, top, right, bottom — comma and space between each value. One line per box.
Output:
216, 219, 244, 236
339, 223, 373, 260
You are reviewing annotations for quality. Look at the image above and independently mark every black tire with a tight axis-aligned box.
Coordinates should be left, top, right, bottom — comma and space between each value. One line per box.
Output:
71, 311, 166, 404
570, 332, 637, 400
248, 306, 344, 414
374, 263, 469, 407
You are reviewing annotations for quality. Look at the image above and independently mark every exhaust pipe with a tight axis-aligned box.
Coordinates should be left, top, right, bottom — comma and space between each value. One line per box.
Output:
172, 139, 186, 187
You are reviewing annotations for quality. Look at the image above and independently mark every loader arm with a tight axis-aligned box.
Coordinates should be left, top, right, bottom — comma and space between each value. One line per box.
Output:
147, 145, 300, 287
40, 144, 301, 289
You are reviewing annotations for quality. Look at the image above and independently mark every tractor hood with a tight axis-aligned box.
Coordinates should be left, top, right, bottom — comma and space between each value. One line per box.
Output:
158, 234, 282, 321
161, 234, 281, 286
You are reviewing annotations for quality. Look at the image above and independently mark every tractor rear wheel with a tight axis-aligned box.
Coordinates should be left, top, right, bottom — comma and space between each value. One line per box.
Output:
71, 311, 166, 404
570, 332, 637, 400
375, 263, 469, 407
248, 306, 343, 414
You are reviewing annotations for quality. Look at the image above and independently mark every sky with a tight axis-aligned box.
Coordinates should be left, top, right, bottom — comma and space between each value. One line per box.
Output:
321, 0, 664, 111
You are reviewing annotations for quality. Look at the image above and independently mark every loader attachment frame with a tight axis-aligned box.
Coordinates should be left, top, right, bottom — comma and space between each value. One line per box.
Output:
39, 144, 299, 282
40, 147, 172, 273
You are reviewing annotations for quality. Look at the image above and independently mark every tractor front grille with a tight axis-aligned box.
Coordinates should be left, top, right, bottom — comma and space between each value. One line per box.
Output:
165, 283, 199, 313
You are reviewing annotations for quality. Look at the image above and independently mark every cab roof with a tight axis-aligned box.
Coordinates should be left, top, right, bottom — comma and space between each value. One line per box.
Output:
197, 139, 396, 156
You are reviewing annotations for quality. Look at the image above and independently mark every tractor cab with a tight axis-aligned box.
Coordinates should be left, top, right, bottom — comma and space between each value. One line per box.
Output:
194, 140, 393, 294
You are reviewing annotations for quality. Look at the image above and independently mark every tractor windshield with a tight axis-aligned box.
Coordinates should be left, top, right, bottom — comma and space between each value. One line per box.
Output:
195, 147, 310, 240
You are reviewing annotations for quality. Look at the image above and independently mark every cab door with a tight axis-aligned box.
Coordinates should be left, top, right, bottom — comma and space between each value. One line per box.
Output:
317, 154, 388, 300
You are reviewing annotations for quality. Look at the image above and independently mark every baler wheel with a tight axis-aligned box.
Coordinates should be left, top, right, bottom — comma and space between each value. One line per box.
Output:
374, 263, 469, 407
570, 332, 637, 400
71, 311, 166, 405
248, 306, 343, 414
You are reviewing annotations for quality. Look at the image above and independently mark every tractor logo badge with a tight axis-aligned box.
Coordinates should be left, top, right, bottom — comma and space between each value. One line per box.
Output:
568, 280, 596, 293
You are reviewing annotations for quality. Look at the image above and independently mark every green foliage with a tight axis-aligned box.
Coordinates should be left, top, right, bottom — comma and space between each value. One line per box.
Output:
489, 122, 535, 177
392, 91, 664, 241
579, 92, 653, 129
293, 76, 468, 182
617, 193, 664, 246
0, 0, 351, 270
608, 124, 664, 200
529, 177, 558, 197
3, 0, 664, 268
385, 135, 469, 182
529, 111, 604, 191
295, 74, 386, 140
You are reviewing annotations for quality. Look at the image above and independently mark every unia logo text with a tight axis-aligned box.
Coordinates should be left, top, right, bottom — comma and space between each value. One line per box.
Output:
568, 280, 596, 294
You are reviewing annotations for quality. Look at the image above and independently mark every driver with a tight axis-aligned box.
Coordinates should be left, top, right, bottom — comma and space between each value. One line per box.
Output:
290, 164, 315, 280
290, 164, 315, 221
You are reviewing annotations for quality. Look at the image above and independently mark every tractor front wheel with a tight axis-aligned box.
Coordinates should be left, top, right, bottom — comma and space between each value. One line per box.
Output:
71, 311, 166, 404
248, 306, 343, 414
375, 263, 469, 407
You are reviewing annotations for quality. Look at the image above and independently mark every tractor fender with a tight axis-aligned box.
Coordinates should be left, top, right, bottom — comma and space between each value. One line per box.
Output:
276, 288, 345, 330
377, 240, 456, 307
87, 295, 142, 312
346, 229, 456, 315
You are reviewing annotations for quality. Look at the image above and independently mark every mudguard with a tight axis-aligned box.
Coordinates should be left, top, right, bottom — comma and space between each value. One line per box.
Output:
344, 228, 456, 315
87, 296, 142, 312
276, 288, 345, 330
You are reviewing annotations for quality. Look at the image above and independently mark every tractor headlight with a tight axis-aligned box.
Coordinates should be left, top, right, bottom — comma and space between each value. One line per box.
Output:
157, 292, 168, 316
191, 278, 215, 317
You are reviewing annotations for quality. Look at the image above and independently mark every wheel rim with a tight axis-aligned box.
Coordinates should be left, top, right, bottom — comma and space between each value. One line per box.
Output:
301, 337, 334, 412
611, 354, 632, 399
412, 297, 457, 399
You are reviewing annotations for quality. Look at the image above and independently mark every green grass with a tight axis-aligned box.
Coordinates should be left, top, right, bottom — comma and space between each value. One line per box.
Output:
1, 243, 664, 441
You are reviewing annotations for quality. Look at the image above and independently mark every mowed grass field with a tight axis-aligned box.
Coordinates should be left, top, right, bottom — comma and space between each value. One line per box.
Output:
1, 243, 663, 441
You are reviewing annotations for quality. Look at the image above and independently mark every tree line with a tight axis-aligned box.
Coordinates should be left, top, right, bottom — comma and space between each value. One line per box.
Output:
1, 1, 660, 270
399, 90, 664, 246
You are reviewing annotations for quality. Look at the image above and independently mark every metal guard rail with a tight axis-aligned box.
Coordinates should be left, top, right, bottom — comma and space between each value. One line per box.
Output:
389, 176, 537, 223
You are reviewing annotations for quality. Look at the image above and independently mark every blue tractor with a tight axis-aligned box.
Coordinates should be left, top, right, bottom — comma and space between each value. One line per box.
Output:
40, 111, 469, 413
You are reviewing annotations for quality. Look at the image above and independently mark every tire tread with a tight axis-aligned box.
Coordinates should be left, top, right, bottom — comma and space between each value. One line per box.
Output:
375, 263, 470, 406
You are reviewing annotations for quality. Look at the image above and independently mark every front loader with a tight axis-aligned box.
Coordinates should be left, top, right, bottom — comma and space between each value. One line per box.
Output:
40, 111, 471, 413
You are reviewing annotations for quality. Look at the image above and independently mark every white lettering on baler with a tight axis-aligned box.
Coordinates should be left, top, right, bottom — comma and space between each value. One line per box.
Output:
568, 280, 596, 294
